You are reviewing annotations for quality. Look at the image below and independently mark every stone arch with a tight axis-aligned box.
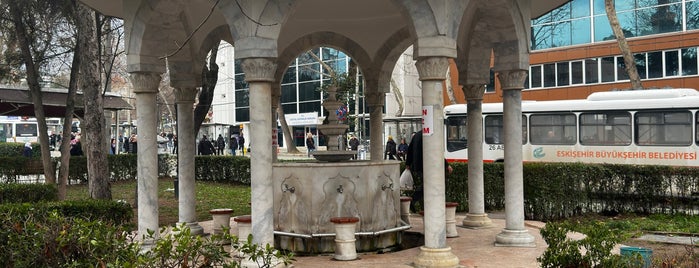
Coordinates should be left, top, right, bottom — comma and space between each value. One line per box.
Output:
374, 27, 415, 94
216, 0, 294, 59
391, 0, 466, 58
125, 0, 196, 73
167, 25, 234, 88
275, 32, 373, 84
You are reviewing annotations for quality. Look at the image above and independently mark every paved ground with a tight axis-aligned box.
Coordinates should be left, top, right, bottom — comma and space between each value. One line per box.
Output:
202, 212, 549, 268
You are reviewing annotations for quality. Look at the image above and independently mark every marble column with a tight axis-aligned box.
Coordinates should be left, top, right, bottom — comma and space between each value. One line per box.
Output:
461, 84, 493, 228
130, 72, 161, 241
175, 87, 203, 235
495, 70, 535, 247
366, 92, 385, 161
271, 84, 281, 162
241, 58, 277, 246
413, 57, 459, 268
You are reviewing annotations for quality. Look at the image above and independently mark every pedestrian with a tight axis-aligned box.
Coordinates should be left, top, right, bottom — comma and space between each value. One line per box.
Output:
70, 136, 84, 156
128, 134, 138, 154
397, 137, 409, 161
385, 136, 397, 160
306, 132, 315, 157
172, 134, 178, 154
238, 133, 245, 156
348, 134, 360, 159
198, 135, 215, 155
110, 138, 117, 155
23, 142, 32, 157
216, 134, 225, 155
405, 130, 452, 212
229, 135, 238, 156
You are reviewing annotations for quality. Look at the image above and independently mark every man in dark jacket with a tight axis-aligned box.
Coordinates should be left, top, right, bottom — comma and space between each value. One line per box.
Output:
405, 131, 452, 212
198, 135, 215, 155
216, 134, 225, 155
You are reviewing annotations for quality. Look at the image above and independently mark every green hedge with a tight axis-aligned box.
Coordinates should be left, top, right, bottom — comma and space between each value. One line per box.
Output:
194, 155, 251, 184
0, 142, 40, 158
0, 183, 57, 203
440, 162, 699, 221
0, 199, 133, 225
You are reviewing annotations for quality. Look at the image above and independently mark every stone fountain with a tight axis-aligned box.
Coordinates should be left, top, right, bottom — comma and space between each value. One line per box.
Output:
311, 85, 357, 162
271, 86, 405, 254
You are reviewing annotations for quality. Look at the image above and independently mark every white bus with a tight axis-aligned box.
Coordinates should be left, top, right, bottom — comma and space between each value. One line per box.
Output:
0, 116, 39, 143
444, 88, 699, 166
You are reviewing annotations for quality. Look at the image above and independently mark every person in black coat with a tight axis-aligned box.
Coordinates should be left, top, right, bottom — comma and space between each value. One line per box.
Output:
198, 135, 215, 155
216, 134, 225, 155
385, 136, 397, 160
405, 131, 452, 212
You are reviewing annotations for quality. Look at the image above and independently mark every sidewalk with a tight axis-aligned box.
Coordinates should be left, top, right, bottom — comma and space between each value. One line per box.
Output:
203, 212, 549, 268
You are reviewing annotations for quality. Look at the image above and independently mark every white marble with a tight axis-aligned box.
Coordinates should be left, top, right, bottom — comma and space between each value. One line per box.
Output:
131, 72, 161, 242
445, 204, 458, 238
463, 84, 492, 228
332, 221, 358, 261
243, 58, 277, 247
496, 70, 534, 246
176, 87, 202, 235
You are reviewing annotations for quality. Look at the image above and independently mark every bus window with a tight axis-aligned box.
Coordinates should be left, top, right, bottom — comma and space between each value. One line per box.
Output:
17, 123, 38, 137
636, 111, 691, 146
484, 115, 527, 144
445, 116, 468, 152
530, 113, 576, 145
0, 123, 10, 142
580, 112, 631, 146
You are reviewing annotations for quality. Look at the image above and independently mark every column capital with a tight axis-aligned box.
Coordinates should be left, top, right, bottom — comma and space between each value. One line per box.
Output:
241, 58, 277, 83
497, 69, 528, 91
130, 72, 161, 94
415, 57, 449, 81
365, 91, 385, 107
174, 87, 198, 103
462, 84, 485, 101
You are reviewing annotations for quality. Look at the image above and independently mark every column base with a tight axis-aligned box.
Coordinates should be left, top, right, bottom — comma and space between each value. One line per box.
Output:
413, 246, 459, 268
183, 221, 204, 236
461, 213, 493, 229
495, 229, 536, 247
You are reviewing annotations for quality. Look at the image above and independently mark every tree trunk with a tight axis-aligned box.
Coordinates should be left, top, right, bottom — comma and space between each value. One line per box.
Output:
76, 4, 111, 199
276, 97, 299, 153
195, 41, 220, 135
605, 0, 643, 89
390, 79, 404, 117
8, 0, 56, 186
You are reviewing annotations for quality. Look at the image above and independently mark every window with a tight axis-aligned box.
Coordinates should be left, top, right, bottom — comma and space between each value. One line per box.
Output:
484, 115, 527, 144
530, 66, 542, 88
682, 47, 698, 75
298, 81, 320, 102
543, 63, 556, 87
580, 112, 631, 145
585, 59, 599, 84
282, 67, 297, 84
601, 57, 615, 82
665, 50, 680, 76
281, 84, 297, 103
636, 111, 692, 146
557, 62, 570, 86
571, 61, 583, 84
235, 108, 249, 122
635, 53, 647, 79
530, 113, 577, 145
688, 0, 699, 30
445, 116, 468, 152
616, 56, 629, 81
16, 123, 37, 137
648, 51, 663, 78
299, 101, 320, 114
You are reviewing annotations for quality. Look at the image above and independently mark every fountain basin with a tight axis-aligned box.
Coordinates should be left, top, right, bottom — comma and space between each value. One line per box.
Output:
272, 160, 402, 254
311, 150, 357, 162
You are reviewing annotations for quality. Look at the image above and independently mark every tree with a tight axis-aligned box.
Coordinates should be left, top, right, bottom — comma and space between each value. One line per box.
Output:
74, 1, 111, 199
195, 41, 220, 136
605, 0, 644, 89
5, 0, 65, 190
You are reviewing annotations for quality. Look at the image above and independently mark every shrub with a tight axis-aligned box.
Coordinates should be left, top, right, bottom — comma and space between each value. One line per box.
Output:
0, 183, 57, 203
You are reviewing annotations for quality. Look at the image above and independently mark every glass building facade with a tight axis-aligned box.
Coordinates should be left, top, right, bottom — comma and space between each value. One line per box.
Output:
532, 0, 699, 50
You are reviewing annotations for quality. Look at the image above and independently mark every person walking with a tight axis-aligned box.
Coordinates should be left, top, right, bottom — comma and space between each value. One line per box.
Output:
348, 134, 360, 159
306, 132, 315, 157
385, 136, 397, 160
406, 130, 452, 212
216, 134, 226, 155
229, 135, 238, 156
397, 137, 409, 161
172, 135, 178, 154
198, 135, 215, 155
238, 133, 245, 156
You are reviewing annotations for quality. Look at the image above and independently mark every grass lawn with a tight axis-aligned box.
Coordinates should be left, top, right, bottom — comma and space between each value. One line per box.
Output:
66, 178, 251, 227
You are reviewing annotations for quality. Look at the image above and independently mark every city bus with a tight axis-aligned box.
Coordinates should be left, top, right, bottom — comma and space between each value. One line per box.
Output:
0, 116, 39, 143
444, 88, 699, 166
